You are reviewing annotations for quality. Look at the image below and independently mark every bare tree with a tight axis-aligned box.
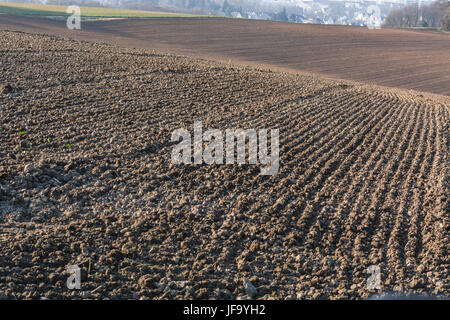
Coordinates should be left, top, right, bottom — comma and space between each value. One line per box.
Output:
383, 1, 449, 28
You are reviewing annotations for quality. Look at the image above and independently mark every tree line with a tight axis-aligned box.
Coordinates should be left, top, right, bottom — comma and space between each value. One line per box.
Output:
382, 0, 450, 30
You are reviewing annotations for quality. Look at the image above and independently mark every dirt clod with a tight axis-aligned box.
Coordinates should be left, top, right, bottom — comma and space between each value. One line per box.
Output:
0, 30, 448, 300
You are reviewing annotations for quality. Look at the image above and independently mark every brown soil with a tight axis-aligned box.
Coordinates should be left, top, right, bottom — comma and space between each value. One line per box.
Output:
0, 30, 448, 300
0, 15, 449, 95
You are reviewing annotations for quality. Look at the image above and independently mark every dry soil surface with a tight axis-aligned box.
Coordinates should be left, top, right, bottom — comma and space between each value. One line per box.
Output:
0, 15, 449, 95
0, 31, 448, 300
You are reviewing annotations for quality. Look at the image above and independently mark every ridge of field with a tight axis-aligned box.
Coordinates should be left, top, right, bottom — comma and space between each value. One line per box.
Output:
0, 14, 449, 96
0, 30, 448, 299
0, 2, 202, 18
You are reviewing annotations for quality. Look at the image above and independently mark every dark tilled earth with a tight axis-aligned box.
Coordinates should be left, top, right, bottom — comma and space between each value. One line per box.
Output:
0, 30, 448, 300
1, 15, 449, 95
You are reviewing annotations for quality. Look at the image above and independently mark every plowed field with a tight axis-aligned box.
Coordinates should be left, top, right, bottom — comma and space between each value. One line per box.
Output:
0, 31, 448, 300
0, 15, 449, 95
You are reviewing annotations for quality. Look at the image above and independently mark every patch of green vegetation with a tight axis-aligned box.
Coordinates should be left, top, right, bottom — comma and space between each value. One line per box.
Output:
0, 2, 204, 18
0, 4, 65, 16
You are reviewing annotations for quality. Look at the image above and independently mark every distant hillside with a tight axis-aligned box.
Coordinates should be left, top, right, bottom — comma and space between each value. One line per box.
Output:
2, 0, 437, 27
0, 1, 202, 17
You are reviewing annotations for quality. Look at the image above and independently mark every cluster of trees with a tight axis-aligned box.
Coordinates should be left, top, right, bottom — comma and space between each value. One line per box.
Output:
273, 8, 289, 22
221, 0, 242, 16
383, 0, 450, 30
179, 0, 290, 21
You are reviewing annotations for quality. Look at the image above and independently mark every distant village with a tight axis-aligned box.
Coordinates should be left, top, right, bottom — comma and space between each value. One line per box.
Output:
118, 0, 431, 27
26, 0, 436, 27
221, 0, 402, 26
